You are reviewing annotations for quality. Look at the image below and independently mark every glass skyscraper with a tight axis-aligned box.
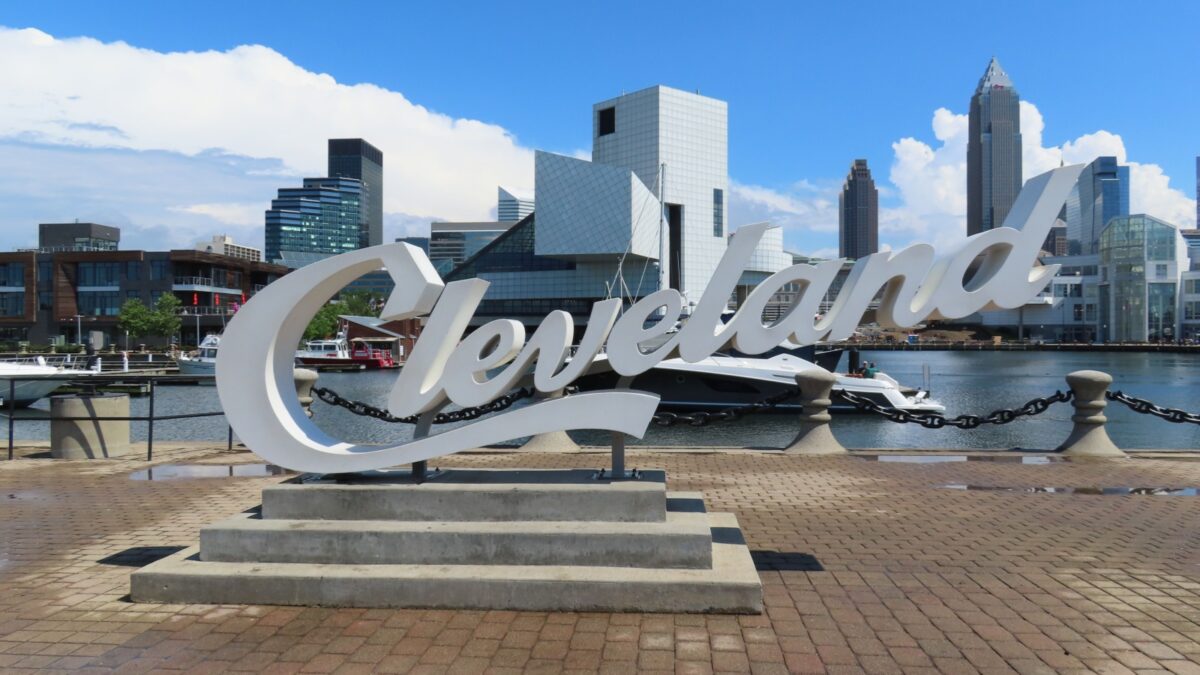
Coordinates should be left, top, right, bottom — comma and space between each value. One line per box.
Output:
328, 138, 383, 248
967, 58, 1023, 236
264, 177, 362, 267
838, 159, 878, 259
1064, 156, 1130, 255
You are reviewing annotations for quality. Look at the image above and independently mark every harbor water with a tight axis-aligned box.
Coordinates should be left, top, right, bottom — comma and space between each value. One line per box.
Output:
8, 350, 1199, 450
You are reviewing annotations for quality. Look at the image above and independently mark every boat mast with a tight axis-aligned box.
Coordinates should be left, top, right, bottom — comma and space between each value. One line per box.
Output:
658, 162, 668, 293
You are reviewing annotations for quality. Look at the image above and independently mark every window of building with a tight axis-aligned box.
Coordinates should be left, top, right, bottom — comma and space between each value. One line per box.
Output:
1155, 263, 1168, 279
713, 189, 724, 238
149, 260, 171, 281
597, 107, 616, 136
125, 261, 141, 281
1185, 301, 1200, 321
38, 291, 51, 312
77, 262, 121, 286
37, 262, 52, 285
1072, 305, 1084, 321
1186, 279, 1200, 295
0, 292, 24, 317
126, 290, 141, 301
1085, 303, 1097, 322
77, 291, 122, 316
0, 263, 24, 287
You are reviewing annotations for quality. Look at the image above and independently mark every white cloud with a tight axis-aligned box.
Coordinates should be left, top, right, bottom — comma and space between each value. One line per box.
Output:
0, 26, 537, 249
728, 180, 839, 240
168, 202, 266, 227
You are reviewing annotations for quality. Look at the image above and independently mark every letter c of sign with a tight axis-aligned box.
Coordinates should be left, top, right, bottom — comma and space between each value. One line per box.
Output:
216, 244, 659, 474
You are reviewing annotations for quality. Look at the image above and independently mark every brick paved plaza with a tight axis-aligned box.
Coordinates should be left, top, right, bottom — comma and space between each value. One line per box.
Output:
2, 444, 1200, 674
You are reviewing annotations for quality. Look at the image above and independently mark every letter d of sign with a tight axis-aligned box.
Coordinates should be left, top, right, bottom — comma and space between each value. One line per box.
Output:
216, 244, 658, 474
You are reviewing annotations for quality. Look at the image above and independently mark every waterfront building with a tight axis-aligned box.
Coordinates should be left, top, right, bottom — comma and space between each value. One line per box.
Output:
429, 221, 515, 275
967, 58, 1023, 236
1064, 156, 1129, 255
264, 177, 362, 267
497, 187, 534, 221
1097, 214, 1188, 342
838, 160, 878, 260
443, 85, 788, 328
195, 235, 262, 262
0, 240, 286, 346
1182, 229, 1200, 270
1183, 269, 1200, 342
36, 222, 119, 252
328, 138, 383, 248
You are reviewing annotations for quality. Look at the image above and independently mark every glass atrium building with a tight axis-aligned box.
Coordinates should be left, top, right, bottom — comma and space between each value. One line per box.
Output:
1098, 215, 1188, 342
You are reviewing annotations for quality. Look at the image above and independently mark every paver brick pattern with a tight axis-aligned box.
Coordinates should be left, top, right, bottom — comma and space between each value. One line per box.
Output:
2, 444, 1200, 673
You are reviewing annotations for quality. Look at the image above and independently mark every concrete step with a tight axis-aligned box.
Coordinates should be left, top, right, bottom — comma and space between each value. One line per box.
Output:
262, 469, 668, 522
133, 513, 762, 613
200, 510, 714, 568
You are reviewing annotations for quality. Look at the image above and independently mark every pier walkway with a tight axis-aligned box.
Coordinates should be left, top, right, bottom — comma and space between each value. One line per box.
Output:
2, 443, 1199, 673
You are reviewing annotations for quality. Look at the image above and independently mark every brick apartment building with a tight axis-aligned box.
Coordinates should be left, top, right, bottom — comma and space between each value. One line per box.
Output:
0, 224, 287, 347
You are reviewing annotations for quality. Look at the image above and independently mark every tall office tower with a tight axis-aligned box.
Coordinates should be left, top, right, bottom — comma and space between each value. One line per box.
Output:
497, 187, 535, 221
1064, 156, 1130, 255
327, 139, 383, 248
838, 160, 879, 259
1195, 156, 1198, 229
589, 85, 729, 299
967, 58, 1023, 236
264, 177, 362, 267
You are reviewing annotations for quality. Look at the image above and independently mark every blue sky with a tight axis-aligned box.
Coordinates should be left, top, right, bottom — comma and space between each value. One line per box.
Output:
0, 1, 1196, 256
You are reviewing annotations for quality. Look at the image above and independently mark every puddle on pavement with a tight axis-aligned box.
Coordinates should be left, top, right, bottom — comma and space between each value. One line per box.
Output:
130, 464, 288, 480
866, 455, 1061, 464
938, 485, 1200, 495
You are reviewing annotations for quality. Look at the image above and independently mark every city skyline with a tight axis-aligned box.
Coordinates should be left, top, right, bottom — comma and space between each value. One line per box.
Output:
0, 3, 1197, 260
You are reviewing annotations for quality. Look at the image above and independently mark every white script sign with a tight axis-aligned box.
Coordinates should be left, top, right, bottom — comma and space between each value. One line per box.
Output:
217, 165, 1083, 473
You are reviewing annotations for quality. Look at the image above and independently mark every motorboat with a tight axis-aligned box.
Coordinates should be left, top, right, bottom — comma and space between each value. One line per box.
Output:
295, 335, 397, 370
576, 351, 943, 414
0, 358, 97, 408
177, 334, 219, 379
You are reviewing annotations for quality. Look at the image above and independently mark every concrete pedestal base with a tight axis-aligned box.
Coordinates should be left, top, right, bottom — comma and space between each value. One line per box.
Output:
50, 394, 132, 459
132, 469, 762, 613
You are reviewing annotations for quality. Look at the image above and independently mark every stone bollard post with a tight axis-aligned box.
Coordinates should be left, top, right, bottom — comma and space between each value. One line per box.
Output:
1055, 370, 1125, 458
294, 367, 319, 418
51, 394, 132, 458
520, 389, 581, 452
784, 370, 847, 455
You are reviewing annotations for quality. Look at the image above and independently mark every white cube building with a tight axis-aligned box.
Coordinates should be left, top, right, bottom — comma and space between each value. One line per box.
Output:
445, 85, 787, 327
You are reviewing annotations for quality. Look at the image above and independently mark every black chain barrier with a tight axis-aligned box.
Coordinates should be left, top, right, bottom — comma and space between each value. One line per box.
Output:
1106, 391, 1200, 425
650, 388, 807, 427
837, 389, 1073, 429
312, 386, 536, 424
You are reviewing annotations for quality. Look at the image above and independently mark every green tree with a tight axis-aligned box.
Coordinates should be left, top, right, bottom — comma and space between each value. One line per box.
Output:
304, 301, 346, 340
339, 290, 379, 317
117, 299, 154, 338
150, 294, 183, 339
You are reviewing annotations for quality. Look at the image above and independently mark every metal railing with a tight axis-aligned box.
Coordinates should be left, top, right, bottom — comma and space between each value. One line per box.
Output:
178, 306, 235, 316
173, 276, 214, 286
2, 373, 231, 462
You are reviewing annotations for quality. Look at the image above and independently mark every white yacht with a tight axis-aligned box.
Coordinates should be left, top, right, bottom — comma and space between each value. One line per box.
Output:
0, 357, 97, 408
577, 351, 943, 414
177, 334, 219, 379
